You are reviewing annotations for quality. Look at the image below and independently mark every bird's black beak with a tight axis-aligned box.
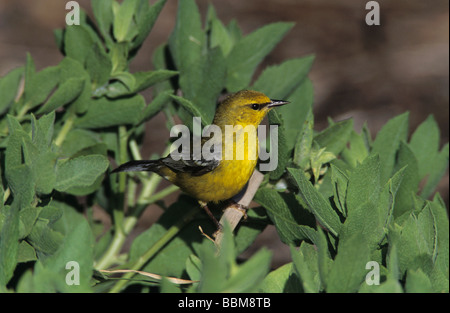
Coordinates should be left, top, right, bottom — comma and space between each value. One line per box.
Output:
267, 99, 290, 108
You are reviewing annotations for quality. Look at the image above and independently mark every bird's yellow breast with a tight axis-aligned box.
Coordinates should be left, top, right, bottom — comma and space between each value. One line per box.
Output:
174, 127, 259, 202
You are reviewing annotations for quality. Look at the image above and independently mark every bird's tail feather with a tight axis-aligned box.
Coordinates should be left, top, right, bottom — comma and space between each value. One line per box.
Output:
112, 160, 161, 173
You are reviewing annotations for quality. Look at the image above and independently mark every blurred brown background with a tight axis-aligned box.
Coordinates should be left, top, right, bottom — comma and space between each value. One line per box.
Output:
0, 0, 448, 267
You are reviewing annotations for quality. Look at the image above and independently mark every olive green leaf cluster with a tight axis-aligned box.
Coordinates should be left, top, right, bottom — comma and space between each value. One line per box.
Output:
256, 113, 449, 293
0, 0, 448, 293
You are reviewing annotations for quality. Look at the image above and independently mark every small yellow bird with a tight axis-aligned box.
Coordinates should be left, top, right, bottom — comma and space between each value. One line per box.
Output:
113, 90, 288, 225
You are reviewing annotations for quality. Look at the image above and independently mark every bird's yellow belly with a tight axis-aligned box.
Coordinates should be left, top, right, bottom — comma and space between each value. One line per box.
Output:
173, 129, 259, 202
176, 158, 257, 203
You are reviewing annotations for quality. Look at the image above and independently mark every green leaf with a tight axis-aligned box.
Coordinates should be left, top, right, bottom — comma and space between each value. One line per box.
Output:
287, 167, 341, 236
253, 56, 314, 100
258, 263, 301, 293
293, 107, 314, 168
314, 119, 354, 156
407, 115, 448, 199
309, 144, 336, 183
59, 129, 102, 158
85, 43, 112, 89
74, 95, 146, 129
17, 240, 37, 263
342, 164, 404, 250
408, 115, 439, 177
134, 70, 178, 94
91, 0, 114, 46
315, 227, 333, 289
291, 243, 321, 293
217, 220, 236, 271
58, 57, 91, 114
5, 165, 35, 208
222, 248, 272, 293
341, 130, 370, 167
359, 278, 403, 293
430, 197, 449, 279
185, 254, 202, 282
227, 19, 243, 43
386, 243, 400, 281
417, 204, 438, 261
233, 208, 268, 256
379, 167, 405, 231
160, 277, 182, 293
138, 90, 172, 124
179, 47, 226, 125
55, 155, 109, 192
388, 204, 438, 276
170, 95, 209, 127
31, 111, 54, 152
102, 71, 136, 98
210, 18, 233, 56
393, 142, 419, 217
326, 233, 370, 293
271, 78, 314, 152
24, 65, 60, 109
253, 56, 313, 98
45, 218, 94, 291
132, 0, 167, 50
346, 154, 381, 214
168, 0, 204, 72
112, 0, 139, 42
24, 53, 35, 87
128, 197, 205, 279
0, 203, 20, 287
27, 216, 64, 256
254, 188, 317, 245
18, 206, 39, 240
51, 201, 88, 236
405, 269, 434, 293
5, 115, 27, 168
196, 241, 227, 293
267, 110, 289, 179
200, 220, 270, 293
0, 67, 23, 115
112, 71, 136, 91
25, 218, 94, 292
151, 44, 174, 93
371, 112, 409, 183
330, 164, 349, 216
37, 77, 85, 114
421, 143, 449, 199
31, 150, 58, 195
226, 22, 294, 91
342, 201, 380, 251
64, 24, 97, 63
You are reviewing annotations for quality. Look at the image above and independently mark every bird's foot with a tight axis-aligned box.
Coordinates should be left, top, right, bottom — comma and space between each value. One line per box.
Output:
226, 202, 248, 221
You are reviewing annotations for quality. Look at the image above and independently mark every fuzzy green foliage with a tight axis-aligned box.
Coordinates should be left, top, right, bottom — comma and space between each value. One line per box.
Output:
0, 0, 448, 293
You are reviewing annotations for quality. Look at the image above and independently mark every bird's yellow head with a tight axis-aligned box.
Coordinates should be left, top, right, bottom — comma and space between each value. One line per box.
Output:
213, 90, 289, 127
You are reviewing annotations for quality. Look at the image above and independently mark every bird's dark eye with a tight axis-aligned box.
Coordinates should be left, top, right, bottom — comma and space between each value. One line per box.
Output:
251, 103, 260, 110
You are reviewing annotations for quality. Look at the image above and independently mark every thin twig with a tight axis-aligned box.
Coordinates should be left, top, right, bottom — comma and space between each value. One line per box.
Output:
214, 170, 264, 247
100, 269, 198, 285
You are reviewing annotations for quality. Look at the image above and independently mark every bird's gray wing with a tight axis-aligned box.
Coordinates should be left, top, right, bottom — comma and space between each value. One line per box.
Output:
160, 151, 221, 176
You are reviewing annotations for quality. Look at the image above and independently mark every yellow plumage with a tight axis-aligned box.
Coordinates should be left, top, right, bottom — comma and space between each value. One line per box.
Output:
113, 90, 288, 204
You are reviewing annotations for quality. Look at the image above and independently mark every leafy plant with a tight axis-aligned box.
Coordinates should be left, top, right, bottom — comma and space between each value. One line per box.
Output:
0, 0, 448, 293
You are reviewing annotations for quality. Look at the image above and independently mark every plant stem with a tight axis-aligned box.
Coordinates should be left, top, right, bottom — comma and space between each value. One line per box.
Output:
108, 205, 200, 293
143, 184, 179, 204
3, 187, 11, 204
95, 126, 129, 269
129, 139, 141, 161
16, 100, 31, 122
54, 113, 76, 147
131, 184, 180, 218
95, 144, 175, 270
